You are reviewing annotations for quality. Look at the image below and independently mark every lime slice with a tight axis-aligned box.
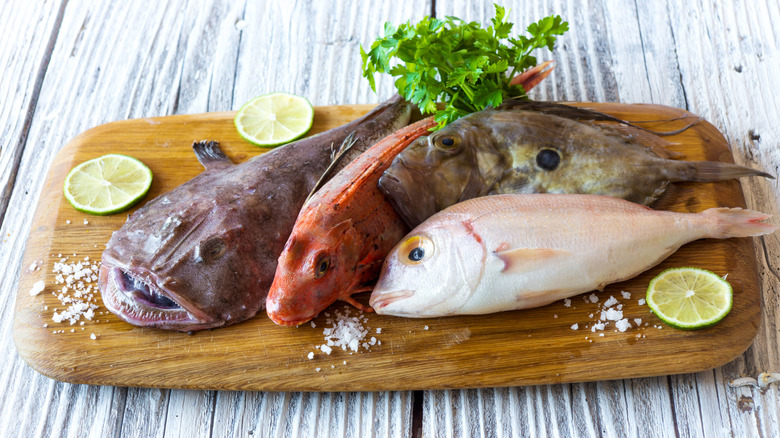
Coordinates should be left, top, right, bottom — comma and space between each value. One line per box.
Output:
234, 92, 314, 147
63, 154, 153, 215
646, 267, 733, 330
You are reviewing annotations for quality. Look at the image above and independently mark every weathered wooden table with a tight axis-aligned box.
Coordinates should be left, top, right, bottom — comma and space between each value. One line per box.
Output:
3, 1, 779, 436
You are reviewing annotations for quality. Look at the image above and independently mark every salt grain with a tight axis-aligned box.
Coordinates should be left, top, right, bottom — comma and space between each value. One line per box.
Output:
603, 296, 618, 308
621, 291, 631, 299
29, 280, 45, 296
588, 294, 599, 303
307, 352, 314, 360
571, 323, 579, 330
638, 298, 646, 305
615, 319, 631, 332
563, 298, 572, 308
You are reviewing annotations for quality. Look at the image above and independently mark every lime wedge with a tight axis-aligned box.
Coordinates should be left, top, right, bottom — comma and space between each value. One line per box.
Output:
63, 154, 153, 215
234, 92, 314, 147
646, 267, 733, 330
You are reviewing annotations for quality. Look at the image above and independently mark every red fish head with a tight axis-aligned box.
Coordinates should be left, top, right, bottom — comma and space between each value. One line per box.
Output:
266, 217, 360, 326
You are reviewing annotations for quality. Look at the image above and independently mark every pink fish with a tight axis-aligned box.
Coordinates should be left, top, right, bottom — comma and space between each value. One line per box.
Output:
370, 194, 776, 317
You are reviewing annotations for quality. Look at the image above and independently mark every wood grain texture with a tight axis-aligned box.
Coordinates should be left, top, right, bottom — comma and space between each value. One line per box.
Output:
1, 1, 424, 437
13, 102, 762, 392
423, 1, 780, 437
3, 0, 779, 436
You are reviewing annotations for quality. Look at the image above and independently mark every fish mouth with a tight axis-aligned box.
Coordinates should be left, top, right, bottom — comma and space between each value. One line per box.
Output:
264, 295, 316, 327
378, 168, 434, 228
99, 265, 213, 331
369, 289, 415, 313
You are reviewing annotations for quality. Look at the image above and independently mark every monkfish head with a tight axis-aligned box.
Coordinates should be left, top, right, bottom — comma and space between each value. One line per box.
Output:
369, 217, 484, 317
99, 142, 265, 331
378, 114, 509, 228
266, 213, 361, 326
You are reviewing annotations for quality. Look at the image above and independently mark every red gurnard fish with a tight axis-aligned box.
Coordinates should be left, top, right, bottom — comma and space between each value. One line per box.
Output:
266, 117, 437, 326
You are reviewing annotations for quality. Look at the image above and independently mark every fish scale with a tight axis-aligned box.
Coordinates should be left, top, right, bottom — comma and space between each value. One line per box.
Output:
370, 194, 776, 318
379, 101, 773, 229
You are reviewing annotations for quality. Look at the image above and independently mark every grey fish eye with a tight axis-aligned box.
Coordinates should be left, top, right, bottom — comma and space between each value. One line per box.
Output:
198, 237, 227, 262
408, 247, 425, 261
441, 137, 455, 146
536, 148, 561, 171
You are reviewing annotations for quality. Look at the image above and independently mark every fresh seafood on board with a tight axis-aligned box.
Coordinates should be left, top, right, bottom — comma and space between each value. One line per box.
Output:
370, 194, 776, 318
379, 101, 773, 228
266, 117, 438, 326
99, 96, 412, 331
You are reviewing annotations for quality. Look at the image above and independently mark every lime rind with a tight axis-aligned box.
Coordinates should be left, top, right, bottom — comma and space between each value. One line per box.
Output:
63, 154, 153, 215
234, 92, 314, 147
646, 267, 733, 330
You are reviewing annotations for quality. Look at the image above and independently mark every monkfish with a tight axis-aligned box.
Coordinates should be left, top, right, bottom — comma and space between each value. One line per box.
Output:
370, 194, 776, 317
379, 101, 773, 228
99, 95, 411, 331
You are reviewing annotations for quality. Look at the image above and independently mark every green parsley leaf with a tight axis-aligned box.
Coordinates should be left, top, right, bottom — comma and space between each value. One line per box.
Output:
361, 4, 568, 129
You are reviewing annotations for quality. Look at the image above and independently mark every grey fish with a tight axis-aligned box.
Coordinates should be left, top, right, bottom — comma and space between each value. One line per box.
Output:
378, 101, 773, 228
99, 95, 411, 331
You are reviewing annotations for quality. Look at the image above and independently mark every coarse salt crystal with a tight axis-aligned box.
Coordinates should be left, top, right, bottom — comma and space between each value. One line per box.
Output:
423, 325, 429, 330
563, 298, 572, 308
621, 291, 631, 299
604, 308, 623, 321
307, 352, 314, 360
634, 318, 642, 326
376, 328, 382, 334
571, 323, 579, 330
588, 294, 599, 303
66, 220, 71, 224
615, 319, 631, 332
553, 314, 558, 319
638, 298, 646, 305
591, 322, 606, 332
29, 280, 45, 296
83, 219, 88, 225
320, 345, 333, 355
603, 296, 618, 308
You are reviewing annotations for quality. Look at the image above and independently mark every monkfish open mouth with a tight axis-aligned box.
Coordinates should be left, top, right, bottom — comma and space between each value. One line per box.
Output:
99, 265, 209, 330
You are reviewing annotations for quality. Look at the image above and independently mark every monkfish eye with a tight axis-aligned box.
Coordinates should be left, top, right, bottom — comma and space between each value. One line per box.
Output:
315, 255, 330, 278
536, 148, 561, 171
433, 133, 461, 152
397, 235, 435, 266
197, 237, 227, 263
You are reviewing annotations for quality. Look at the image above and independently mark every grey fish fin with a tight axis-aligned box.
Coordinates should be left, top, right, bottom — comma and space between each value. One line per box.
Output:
303, 132, 358, 206
601, 124, 686, 159
498, 100, 702, 136
675, 161, 775, 182
192, 140, 234, 170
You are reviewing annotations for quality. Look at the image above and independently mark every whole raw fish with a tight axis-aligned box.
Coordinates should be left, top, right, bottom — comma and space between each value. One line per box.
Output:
266, 117, 437, 326
379, 101, 773, 228
370, 194, 776, 317
99, 95, 411, 331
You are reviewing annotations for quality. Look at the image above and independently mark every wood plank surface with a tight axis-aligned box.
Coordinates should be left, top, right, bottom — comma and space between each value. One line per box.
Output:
13, 101, 763, 391
2, 0, 779, 436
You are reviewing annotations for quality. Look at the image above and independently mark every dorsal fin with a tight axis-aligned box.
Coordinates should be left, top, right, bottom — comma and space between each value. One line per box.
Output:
496, 100, 702, 136
192, 140, 234, 170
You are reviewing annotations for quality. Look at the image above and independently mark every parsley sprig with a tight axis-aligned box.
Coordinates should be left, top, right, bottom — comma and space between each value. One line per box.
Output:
361, 5, 568, 129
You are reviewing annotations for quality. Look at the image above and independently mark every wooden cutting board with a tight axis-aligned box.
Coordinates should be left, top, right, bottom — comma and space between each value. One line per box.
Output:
13, 103, 763, 391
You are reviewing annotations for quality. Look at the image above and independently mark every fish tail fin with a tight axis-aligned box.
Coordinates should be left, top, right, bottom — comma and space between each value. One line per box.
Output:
702, 208, 777, 238
675, 161, 775, 182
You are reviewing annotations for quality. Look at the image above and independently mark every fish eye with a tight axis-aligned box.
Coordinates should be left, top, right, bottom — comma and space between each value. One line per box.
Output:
397, 235, 435, 266
315, 255, 330, 278
434, 134, 461, 152
197, 237, 227, 263
536, 148, 561, 171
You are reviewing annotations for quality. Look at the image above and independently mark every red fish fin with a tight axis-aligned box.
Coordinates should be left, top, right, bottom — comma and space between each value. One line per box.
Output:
702, 208, 777, 238
343, 292, 374, 313
494, 247, 571, 274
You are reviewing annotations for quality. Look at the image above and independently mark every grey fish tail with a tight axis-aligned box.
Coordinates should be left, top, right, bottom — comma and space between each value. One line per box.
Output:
702, 207, 777, 238
679, 161, 774, 182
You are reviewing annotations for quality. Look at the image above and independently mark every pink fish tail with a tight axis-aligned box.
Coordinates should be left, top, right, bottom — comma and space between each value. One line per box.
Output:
702, 207, 777, 238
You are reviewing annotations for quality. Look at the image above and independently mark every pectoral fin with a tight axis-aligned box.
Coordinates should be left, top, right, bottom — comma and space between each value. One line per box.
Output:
494, 247, 571, 274
192, 140, 234, 170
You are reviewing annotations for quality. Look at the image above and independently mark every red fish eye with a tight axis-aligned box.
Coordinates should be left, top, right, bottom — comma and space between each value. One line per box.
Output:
315, 256, 330, 278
